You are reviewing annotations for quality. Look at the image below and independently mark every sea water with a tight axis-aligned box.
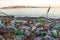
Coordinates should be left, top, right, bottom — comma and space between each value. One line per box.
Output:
0, 8, 60, 18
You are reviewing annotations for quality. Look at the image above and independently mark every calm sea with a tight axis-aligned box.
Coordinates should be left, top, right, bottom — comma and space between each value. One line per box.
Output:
0, 8, 60, 18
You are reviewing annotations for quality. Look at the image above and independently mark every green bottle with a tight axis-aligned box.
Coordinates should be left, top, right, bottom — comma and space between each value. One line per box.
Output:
12, 29, 24, 35
40, 18, 45, 23
51, 30, 58, 37
39, 32, 46, 37
16, 30, 24, 35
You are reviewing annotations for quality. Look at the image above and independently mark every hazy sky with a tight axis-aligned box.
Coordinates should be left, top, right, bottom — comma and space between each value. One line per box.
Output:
0, 0, 60, 8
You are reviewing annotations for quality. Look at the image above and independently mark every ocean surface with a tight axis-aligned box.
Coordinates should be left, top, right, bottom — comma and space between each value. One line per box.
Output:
0, 8, 60, 18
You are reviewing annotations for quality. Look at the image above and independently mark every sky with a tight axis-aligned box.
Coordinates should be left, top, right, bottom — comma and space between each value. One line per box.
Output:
0, 0, 60, 8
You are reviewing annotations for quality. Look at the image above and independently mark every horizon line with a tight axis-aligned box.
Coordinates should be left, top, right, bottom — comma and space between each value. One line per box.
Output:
0, 5, 60, 8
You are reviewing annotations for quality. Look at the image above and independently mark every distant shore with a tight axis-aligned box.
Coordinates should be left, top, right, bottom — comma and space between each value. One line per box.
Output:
1, 6, 60, 9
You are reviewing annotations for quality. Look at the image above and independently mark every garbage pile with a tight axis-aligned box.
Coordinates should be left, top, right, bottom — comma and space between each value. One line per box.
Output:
0, 18, 60, 40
